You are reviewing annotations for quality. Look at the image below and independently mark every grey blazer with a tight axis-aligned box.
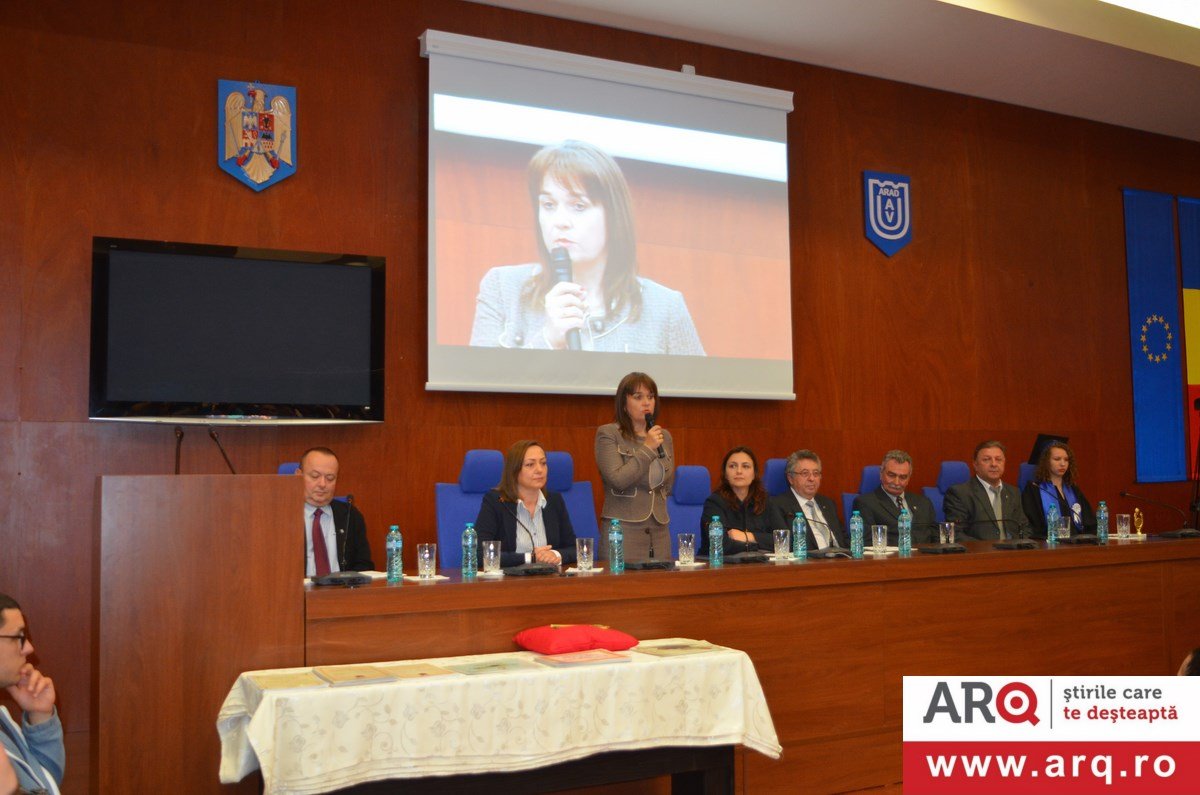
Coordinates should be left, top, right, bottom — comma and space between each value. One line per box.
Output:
594, 422, 674, 524
469, 264, 705, 355
943, 477, 1032, 541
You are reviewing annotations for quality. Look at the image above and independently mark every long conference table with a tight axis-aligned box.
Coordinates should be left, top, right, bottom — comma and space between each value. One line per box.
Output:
95, 476, 1200, 794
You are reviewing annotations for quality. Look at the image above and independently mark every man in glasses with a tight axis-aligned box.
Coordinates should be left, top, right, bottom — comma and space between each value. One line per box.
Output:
768, 449, 847, 551
0, 593, 63, 794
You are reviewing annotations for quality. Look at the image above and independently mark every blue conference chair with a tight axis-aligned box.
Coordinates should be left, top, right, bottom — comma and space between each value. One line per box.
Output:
667, 465, 712, 556
763, 458, 789, 497
921, 460, 970, 522
843, 465, 882, 524
435, 449, 503, 569
1018, 462, 1036, 492
546, 450, 600, 541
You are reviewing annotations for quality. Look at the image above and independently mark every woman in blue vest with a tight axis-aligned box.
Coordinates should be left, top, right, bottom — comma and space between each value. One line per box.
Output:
1020, 441, 1096, 538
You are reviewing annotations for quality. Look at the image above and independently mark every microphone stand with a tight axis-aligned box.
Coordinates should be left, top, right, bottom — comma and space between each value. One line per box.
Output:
207, 427, 237, 474
173, 426, 184, 475
1120, 491, 1200, 538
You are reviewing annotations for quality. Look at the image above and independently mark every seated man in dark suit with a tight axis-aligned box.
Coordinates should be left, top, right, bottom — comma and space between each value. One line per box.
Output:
767, 449, 846, 550
943, 440, 1032, 541
298, 447, 375, 576
852, 450, 938, 545
474, 440, 578, 567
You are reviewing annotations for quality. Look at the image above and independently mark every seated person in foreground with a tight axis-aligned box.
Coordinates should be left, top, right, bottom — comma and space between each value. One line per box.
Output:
297, 446, 374, 576
474, 440, 578, 567
698, 446, 773, 556
0, 593, 64, 795
767, 449, 848, 550
1020, 440, 1096, 538
852, 450, 938, 545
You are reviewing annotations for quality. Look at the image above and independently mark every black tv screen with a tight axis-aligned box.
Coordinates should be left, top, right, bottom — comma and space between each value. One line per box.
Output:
90, 237, 385, 424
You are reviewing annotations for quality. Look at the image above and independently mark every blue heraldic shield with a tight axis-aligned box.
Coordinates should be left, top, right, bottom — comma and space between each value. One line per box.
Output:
218, 80, 297, 192
863, 170, 912, 257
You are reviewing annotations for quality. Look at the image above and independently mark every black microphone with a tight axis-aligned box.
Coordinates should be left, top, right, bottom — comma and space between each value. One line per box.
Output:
796, 513, 851, 558
173, 426, 184, 475
207, 427, 237, 474
914, 520, 972, 553
644, 412, 666, 459
340, 494, 355, 570
549, 246, 580, 351
978, 517, 1041, 549
1120, 491, 1199, 537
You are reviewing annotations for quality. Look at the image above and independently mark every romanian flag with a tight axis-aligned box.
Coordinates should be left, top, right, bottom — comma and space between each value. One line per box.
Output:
1123, 189, 1186, 482
1181, 197, 1200, 477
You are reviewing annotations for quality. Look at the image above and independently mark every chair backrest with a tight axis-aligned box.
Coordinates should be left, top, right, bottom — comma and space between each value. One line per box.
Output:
546, 450, 599, 541
858, 465, 881, 495
763, 458, 789, 496
936, 461, 970, 493
1018, 462, 1036, 491
666, 464, 712, 556
435, 449, 503, 569
922, 486, 945, 522
842, 492, 857, 526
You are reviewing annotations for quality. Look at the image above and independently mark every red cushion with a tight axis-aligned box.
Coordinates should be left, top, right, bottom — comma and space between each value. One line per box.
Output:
513, 624, 638, 654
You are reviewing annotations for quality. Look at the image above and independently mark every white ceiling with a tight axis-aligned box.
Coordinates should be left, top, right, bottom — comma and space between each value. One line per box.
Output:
469, 0, 1200, 142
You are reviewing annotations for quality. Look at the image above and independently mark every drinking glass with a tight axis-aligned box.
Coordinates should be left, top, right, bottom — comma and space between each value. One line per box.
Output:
417, 543, 437, 579
773, 528, 791, 558
1116, 514, 1131, 540
482, 540, 501, 574
871, 525, 887, 555
1058, 516, 1072, 540
575, 537, 594, 572
939, 522, 956, 545
677, 533, 696, 566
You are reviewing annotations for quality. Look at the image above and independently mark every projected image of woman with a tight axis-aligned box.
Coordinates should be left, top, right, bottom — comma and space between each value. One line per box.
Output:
469, 140, 705, 354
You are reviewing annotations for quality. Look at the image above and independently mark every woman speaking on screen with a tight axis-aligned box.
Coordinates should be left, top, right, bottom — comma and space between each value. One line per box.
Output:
470, 140, 705, 355
595, 372, 674, 562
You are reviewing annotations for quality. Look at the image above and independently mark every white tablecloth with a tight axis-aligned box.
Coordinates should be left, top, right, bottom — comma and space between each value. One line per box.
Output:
217, 639, 781, 794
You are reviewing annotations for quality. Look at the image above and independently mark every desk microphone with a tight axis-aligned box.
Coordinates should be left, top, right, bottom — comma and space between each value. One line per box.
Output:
626, 527, 674, 570
980, 517, 1042, 549
1119, 491, 1200, 538
549, 246, 580, 351
915, 520, 970, 554
207, 427, 237, 474
796, 514, 850, 558
173, 426, 184, 475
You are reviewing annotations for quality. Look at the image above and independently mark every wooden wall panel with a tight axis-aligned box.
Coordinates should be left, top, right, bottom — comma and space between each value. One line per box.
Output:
1, 1, 1200, 785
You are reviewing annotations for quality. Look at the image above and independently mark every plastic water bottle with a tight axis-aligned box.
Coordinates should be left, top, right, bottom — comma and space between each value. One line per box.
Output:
898, 506, 912, 557
849, 510, 864, 559
608, 519, 625, 574
708, 515, 724, 568
1097, 501, 1109, 544
1046, 502, 1060, 544
386, 524, 403, 583
792, 512, 807, 560
461, 522, 478, 579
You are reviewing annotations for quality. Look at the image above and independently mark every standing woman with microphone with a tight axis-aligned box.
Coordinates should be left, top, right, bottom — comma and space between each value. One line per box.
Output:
1021, 441, 1096, 538
595, 372, 674, 562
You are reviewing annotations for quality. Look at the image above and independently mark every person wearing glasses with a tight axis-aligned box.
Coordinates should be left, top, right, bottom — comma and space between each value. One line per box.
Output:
768, 449, 848, 551
0, 593, 64, 795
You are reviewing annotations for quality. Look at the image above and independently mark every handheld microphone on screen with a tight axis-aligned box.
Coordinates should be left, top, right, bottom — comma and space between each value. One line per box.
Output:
207, 427, 237, 474
1119, 491, 1200, 538
549, 246, 581, 351
644, 412, 666, 459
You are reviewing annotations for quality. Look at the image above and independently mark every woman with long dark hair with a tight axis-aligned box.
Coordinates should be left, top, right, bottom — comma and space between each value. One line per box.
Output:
698, 446, 772, 556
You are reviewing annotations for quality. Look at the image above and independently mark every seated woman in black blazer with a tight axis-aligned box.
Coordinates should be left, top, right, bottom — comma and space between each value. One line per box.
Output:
474, 439, 578, 567
698, 446, 773, 556
1020, 440, 1096, 538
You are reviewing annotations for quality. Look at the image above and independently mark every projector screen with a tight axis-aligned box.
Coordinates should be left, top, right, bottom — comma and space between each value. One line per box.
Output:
422, 30, 795, 399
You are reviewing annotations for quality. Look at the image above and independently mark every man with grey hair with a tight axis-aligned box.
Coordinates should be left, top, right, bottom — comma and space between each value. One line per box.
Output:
852, 450, 938, 545
768, 449, 847, 550
943, 440, 1032, 540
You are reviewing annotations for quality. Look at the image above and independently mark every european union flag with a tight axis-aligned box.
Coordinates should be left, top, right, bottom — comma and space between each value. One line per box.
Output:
1124, 189, 1187, 482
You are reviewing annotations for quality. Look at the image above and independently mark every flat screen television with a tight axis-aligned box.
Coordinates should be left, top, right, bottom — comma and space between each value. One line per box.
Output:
89, 237, 385, 424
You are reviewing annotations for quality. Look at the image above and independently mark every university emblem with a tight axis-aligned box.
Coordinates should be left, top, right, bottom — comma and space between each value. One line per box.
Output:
218, 80, 296, 191
863, 171, 912, 257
